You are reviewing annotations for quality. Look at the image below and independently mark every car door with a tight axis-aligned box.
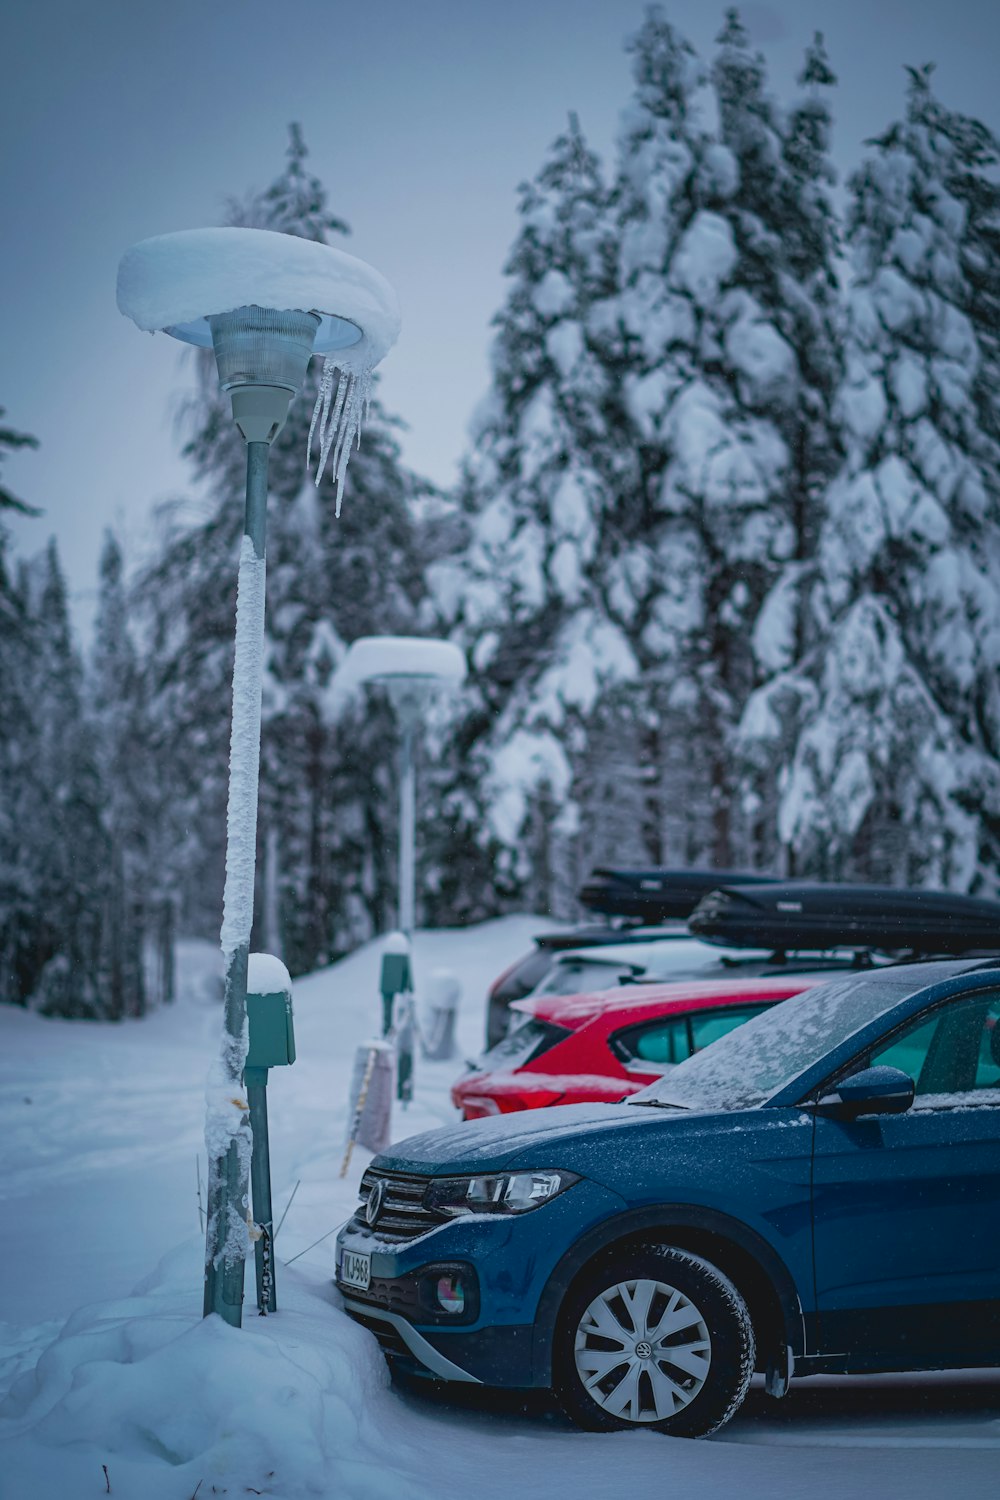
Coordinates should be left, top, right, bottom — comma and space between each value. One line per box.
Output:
810, 986, 1000, 1366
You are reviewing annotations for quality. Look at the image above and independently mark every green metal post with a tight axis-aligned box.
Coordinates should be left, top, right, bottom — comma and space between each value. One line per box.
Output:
203, 440, 270, 1327
246, 1066, 276, 1314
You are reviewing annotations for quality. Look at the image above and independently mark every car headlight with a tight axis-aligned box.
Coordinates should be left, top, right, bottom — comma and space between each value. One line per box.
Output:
424, 1169, 579, 1216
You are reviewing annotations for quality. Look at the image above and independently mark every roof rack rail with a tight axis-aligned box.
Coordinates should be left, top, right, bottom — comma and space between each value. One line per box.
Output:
579, 867, 778, 923
688, 881, 1000, 954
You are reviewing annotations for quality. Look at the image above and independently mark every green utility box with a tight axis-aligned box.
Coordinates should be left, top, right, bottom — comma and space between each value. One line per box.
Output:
380, 948, 413, 1037
380, 951, 412, 998
246, 989, 296, 1071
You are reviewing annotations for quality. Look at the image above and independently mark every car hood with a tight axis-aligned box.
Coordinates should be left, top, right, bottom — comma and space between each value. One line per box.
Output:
373, 1100, 688, 1175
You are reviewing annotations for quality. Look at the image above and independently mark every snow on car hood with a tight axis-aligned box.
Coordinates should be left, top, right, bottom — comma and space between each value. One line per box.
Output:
374, 1100, 653, 1174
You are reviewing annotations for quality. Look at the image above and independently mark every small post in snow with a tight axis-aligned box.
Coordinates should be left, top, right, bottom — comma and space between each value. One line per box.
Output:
244, 954, 295, 1315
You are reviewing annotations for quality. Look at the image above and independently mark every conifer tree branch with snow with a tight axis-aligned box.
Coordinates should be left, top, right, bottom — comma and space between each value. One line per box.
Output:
750, 65, 1000, 889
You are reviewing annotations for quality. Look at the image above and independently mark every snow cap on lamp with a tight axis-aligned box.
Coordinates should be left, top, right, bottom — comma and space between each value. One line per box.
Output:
117, 227, 401, 501
333, 637, 468, 700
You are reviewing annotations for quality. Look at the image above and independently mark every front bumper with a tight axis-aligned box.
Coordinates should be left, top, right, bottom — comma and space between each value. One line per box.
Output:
335, 1175, 627, 1387
340, 1297, 534, 1384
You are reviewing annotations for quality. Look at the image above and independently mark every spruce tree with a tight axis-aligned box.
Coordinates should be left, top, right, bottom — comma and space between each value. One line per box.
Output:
91, 530, 163, 1015
434, 112, 637, 912
728, 25, 844, 865
21, 542, 107, 1014
769, 68, 1000, 887
0, 416, 40, 1005
597, 9, 816, 868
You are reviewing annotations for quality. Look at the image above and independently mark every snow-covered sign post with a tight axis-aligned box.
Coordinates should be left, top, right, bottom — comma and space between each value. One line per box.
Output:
333, 637, 466, 1083
117, 228, 399, 1328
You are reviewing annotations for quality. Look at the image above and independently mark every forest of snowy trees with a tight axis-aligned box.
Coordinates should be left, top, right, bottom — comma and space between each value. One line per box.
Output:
4, 7, 1000, 1015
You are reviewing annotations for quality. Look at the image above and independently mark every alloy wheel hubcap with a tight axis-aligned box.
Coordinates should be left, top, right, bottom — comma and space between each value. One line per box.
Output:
573, 1277, 712, 1423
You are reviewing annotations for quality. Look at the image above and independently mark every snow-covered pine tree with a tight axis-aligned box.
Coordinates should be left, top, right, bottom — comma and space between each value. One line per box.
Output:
764, 67, 1000, 888
135, 127, 429, 970
91, 530, 166, 1016
603, 10, 726, 870
602, 8, 822, 869
17, 542, 107, 1014
0, 413, 41, 1006
431, 112, 641, 914
726, 24, 844, 865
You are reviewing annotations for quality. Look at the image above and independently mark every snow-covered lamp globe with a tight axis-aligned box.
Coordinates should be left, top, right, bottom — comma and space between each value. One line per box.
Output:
117, 227, 400, 1330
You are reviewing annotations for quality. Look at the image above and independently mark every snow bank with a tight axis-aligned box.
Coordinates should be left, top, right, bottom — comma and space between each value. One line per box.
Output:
0, 1240, 413, 1500
3, 1237, 995, 1500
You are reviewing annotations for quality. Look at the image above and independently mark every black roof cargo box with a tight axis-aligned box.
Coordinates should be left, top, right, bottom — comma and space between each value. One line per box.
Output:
579, 867, 777, 923
689, 881, 1000, 954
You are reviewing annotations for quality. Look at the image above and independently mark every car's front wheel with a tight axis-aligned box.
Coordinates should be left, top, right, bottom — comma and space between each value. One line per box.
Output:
553, 1245, 755, 1438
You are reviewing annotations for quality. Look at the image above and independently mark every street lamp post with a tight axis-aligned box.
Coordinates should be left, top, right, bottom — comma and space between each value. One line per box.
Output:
334, 636, 467, 941
117, 228, 399, 1327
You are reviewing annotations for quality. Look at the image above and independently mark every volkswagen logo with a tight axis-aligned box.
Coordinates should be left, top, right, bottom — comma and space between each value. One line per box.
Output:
365, 1179, 385, 1228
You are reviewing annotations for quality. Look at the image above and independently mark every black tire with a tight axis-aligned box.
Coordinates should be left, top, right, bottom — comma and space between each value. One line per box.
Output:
552, 1245, 755, 1439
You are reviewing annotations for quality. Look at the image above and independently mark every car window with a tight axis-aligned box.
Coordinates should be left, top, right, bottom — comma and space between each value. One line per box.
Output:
478, 1017, 571, 1071
865, 990, 1000, 1099
976, 1002, 1000, 1089
628, 961, 987, 1112
613, 1004, 772, 1072
531, 939, 774, 998
534, 959, 633, 997
615, 1017, 690, 1069
867, 1014, 939, 1085
689, 1004, 772, 1051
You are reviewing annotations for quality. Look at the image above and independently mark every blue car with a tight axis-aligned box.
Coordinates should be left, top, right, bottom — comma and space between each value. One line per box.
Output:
335, 960, 1000, 1437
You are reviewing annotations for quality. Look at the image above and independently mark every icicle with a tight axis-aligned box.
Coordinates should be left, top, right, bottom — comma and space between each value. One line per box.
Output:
307, 360, 373, 516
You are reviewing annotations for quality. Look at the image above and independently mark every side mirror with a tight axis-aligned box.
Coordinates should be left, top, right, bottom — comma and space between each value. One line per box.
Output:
816, 1065, 915, 1120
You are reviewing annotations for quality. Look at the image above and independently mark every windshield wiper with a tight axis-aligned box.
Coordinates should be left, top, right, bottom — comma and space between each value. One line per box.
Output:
627, 1098, 689, 1110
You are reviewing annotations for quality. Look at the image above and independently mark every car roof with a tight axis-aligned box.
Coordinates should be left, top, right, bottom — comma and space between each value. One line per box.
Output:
532, 924, 688, 951
543, 936, 766, 968
515, 971, 830, 1029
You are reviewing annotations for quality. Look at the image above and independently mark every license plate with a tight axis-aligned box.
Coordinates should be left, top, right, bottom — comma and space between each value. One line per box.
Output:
340, 1250, 371, 1291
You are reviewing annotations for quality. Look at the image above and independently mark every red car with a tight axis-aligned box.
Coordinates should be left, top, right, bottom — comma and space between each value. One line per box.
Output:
452, 974, 825, 1120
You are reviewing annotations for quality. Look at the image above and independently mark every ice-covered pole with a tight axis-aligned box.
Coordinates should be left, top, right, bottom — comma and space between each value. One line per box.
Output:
202, 441, 270, 1325
201, 306, 320, 1328
116, 228, 401, 1329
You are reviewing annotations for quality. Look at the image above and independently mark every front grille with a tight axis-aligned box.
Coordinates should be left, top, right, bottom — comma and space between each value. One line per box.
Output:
356, 1168, 448, 1243
347, 1275, 421, 1318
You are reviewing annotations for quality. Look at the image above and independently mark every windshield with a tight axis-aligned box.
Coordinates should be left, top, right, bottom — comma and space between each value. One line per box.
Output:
476, 1016, 571, 1071
531, 938, 771, 997
628, 965, 966, 1112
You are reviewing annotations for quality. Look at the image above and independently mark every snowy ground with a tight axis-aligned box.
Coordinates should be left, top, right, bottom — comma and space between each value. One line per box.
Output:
1, 917, 997, 1499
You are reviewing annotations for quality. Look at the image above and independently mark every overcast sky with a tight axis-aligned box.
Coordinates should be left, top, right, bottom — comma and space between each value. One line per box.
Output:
4, 0, 1000, 632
